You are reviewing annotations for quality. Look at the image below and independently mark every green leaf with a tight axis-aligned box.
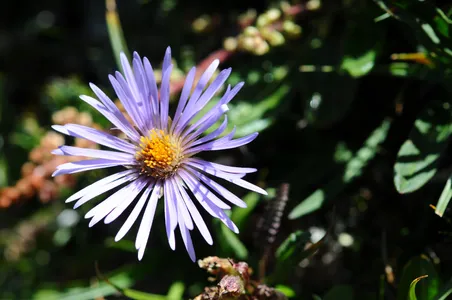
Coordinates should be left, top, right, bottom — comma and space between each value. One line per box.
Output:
341, 50, 377, 78
275, 230, 311, 262
340, 6, 381, 78
323, 285, 354, 300
394, 98, 452, 194
195, 82, 289, 138
106, 0, 130, 71
275, 285, 296, 298
397, 255, 440, 300
288, 189, 327, 219
228, 84, 289, 137
231, 192, 261, 230
33, 271, 134, 300
375, 0, 452, 65
410, 275, 430, 300
270, 230, 325, 283
289, 120, 390, 219
123, 289, 167, 300
166, 282, 185, 300
435, 176, 452, 217
218, 222, 248, 259
434, 279, 452, 300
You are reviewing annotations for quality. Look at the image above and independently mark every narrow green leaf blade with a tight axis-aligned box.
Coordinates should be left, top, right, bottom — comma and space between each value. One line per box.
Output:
435, 176, 452, 217
106, 0, 130, 71
397, 255, 440, 300
409, 275, 429, 300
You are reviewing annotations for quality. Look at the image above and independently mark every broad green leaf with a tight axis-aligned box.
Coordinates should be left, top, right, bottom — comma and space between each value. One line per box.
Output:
166, 282, 185, 300
434, 279, 452, 300
375, 0, 452, 66
394, 98, 452, 194
323, 285, 354, 300
270, 230, 325, 284
228, 84, 289, 137
275, 231, 311, 262
435, 176, 452, 217
289, 120, 390, 219
123, 289, 167, 300
231, 192, 261, 230
195, 82, 288, 138
275, 285, 296, 298
106, 0, 130, 71
410, 275, 429, 300
218, 222, 248, 259
397, 255, 440, 300
33, 271, 134, 300
341, 50, 377, 78
340, 5, 381, 78
288, 189, 327, 220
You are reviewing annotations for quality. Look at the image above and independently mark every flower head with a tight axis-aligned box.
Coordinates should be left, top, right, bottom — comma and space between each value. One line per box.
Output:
52, 47, 266, 261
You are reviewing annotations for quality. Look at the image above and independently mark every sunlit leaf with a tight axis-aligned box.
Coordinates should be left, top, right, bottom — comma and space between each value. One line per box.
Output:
394, 98, 452, 194
275, 230, 311, 262
435, 176, 452, 217
288, 189, 326, 220
375, 0, 452, 65
435, 279, 452, 300
289, 120, 390, 219
231, 192, 261, 230
228, 84, 289, 137
218, 222, 248, 259
341, 50, 377, 78
275, 285, 296, 298
123, 289, 166, 300
397, 255, 440, 300
106, 0, 130, 71
410, 275, 429, 300
166, 282, 185, 300
33, 272, 134, 300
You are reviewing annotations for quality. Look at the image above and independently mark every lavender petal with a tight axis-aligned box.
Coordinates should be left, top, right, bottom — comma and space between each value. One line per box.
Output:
104, 178, 149, 224
172, 178, 213, 245
52, 159, 133, 177
53, 145, 133, 161
52, 124, 135, 154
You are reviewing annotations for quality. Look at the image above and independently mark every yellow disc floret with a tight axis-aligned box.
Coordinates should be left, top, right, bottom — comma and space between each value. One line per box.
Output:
135, 129, 183, 179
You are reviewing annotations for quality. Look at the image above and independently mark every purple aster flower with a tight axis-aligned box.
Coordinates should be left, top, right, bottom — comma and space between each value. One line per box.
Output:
51, 47, 266, 261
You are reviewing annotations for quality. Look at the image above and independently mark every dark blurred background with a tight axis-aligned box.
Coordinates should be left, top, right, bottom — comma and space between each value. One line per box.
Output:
1, 0, 452, 299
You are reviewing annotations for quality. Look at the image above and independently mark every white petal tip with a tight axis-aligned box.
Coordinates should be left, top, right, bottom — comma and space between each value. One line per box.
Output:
169, 237, 176, 250
220, 104, 229, 113
51, 148, 64, 155
120, 52, 128, 61
65, 197, 76, 203
258, 189, 268, 195
104, 218, 113, 224
52, 125, 67, 134
237, 202, 247, 208
137, 247, 145, 261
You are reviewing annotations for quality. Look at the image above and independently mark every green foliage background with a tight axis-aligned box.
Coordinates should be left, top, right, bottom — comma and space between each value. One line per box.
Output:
2, 0, 452, 299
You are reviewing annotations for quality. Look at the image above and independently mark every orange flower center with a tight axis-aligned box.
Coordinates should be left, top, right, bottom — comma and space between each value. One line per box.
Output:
135, 129, 183, 179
